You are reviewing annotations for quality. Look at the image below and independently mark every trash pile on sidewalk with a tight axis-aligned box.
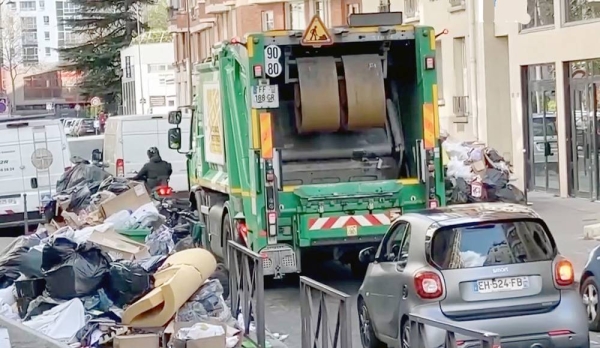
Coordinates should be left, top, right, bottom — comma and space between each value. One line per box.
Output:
443, 140, 526, 205
0, 160, 287, 348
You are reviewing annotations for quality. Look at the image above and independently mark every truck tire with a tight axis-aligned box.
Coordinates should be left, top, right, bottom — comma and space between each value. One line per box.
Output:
222, 213, 232, 265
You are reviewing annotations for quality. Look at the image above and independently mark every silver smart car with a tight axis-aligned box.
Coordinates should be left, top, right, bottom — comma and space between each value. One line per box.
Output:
357, 203, 589, 348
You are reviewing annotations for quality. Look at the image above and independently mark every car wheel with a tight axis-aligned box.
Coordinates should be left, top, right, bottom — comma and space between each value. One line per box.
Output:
401, 319, 410, 348
358, 298, 384, 348
583, 276, 600, 331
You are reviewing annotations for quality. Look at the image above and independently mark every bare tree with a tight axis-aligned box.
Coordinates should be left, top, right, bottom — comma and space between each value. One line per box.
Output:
1, 8, 32, 112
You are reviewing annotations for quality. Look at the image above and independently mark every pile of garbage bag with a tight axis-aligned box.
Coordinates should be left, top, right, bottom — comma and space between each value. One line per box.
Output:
443, 140, 526, 205
0, 161, 287, 348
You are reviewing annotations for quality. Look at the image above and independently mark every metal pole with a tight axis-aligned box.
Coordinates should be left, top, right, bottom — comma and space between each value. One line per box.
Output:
186, 5, 193, 107
136, 6, 145, 114
22, 194, 28, 234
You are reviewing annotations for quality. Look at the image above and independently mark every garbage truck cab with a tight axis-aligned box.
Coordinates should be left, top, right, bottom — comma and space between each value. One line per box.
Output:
167, 12, 445, 278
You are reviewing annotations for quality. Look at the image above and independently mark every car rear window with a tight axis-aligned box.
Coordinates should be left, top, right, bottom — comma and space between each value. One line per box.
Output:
430, 219, 556, 270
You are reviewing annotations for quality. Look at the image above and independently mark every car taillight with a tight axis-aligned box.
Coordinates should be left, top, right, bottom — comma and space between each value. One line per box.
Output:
116, 159, 124, 177
414, 271, 443, 299
157, 186, 173, 196
554, 259, 574, 286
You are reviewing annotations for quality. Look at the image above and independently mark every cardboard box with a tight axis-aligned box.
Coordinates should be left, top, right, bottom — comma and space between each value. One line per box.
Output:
87, 228, 150, 260
100, 184, 151, 218
169, 319, 236, 348
114, 334, 159, 348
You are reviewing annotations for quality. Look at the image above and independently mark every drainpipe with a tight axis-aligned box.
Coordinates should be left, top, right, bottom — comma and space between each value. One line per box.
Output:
466, 0, 479, 140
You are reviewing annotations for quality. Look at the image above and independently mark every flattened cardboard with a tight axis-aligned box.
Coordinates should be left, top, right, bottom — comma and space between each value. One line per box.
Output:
100, 184, 151, 218
88, 229, 150, 260
114, 333, 159, 348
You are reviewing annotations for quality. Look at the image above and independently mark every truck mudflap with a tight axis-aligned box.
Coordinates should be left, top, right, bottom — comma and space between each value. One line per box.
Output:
259, 244, 298, 277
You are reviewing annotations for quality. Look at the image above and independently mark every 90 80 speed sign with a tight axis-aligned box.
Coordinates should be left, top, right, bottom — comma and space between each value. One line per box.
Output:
264, 45, 282, 78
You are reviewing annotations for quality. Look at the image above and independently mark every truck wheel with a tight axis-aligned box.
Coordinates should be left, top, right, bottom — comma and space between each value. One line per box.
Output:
222, 213, 232, 265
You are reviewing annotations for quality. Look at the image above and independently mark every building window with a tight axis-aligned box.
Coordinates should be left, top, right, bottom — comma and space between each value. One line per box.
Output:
314, 0, 328, 25
261, 11, 274, 31
404, 0, 420, 18
124, 56, 132, 78
22, 32, 37, 44
39, 0, 44, 9
44, 31, 50, 40
347, 3, 360, 15
8, 2, 16, 10
23, 47, 39, 62
21, 17, 37, 30
565, 0, 600, 23
148, 64, 167, 73
20, 1, 36, 11
45, 47, 51, 56
287, 1, 306, 30
43, 16, 50, 25
521, 0, 553, 30
435, 40, 444, 102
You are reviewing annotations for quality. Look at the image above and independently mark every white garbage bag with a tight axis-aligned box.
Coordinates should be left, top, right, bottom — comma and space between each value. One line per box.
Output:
446, 157, 474, 181
22, 298, 86, 344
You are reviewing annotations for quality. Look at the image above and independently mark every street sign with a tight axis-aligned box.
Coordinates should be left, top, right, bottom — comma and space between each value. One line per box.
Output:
91, 97, 102, 106
0, 98, 7, 114
301, 15, 333, 47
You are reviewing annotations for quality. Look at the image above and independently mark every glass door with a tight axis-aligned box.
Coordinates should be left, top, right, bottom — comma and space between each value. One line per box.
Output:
570, 81, 600, 199
528, 83, 559, 191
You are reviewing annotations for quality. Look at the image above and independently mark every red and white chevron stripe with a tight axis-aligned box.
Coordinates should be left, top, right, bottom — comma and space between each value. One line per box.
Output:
308, 214, 391, 230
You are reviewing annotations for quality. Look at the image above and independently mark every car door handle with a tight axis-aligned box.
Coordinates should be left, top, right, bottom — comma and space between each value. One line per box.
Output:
402, 285, 408, 299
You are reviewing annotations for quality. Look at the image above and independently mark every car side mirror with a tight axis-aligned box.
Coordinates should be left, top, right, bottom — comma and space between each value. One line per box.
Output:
168, 128, 182, 150
168, 110, 182, 125
358, 246, 377, 264
92, 149, 102, 162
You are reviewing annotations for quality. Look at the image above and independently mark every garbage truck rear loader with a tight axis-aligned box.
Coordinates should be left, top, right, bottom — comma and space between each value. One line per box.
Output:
167, 13, 445, 278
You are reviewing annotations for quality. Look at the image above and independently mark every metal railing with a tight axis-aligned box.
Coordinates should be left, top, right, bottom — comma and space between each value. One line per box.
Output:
409, 313, 501, 348
228, 241, 266, 347
453, 95, 469, 117
449, 0, 465, 7
404, 0, 420, 18
300, 276, 352, 348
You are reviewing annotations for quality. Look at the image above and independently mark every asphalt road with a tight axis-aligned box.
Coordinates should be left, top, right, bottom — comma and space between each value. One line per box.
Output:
2, 192, 600, 347
67, 134, 104, 162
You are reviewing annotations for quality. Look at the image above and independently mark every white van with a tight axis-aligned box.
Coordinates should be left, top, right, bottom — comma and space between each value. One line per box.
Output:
0, 116, 71, 227
102, 114, 190, 193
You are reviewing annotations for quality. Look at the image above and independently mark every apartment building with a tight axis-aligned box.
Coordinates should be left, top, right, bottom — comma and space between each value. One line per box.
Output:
362, 0, 600, 200
168, 0, 362, 107
121, 39, 177, 115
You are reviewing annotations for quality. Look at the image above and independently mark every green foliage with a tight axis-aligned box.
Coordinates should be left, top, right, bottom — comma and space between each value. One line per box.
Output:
147, 0, 169, 31
58, 0, 156, 107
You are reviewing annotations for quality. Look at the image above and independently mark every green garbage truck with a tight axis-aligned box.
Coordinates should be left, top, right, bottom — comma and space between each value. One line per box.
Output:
167, 12, 445, 278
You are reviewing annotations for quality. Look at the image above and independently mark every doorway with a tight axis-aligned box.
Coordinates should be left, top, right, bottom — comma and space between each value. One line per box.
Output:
527, 81, 559, 192
569, 80, 600, 198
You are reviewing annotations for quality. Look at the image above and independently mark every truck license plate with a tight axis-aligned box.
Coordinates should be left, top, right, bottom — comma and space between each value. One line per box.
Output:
474, 276, 529, 293
251, 85, 279, 109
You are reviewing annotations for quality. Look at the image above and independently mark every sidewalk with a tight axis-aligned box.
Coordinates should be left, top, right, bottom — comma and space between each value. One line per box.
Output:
526, 191, 600, 276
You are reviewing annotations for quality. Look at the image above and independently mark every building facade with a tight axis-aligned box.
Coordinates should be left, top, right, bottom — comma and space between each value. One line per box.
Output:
168, 0, 362, 108
120, 40, 177, 115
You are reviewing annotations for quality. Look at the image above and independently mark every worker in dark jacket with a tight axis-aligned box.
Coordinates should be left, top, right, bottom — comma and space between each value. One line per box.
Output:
133, 147, 173, 191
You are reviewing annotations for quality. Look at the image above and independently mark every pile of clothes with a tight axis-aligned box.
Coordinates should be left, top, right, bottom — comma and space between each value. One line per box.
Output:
0, 160, 286, 348
443, 140, 526, 205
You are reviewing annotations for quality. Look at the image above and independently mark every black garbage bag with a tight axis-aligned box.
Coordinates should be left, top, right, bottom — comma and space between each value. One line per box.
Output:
43, 199, 58, 223
98, 177, 131, 195
106, 260, 152, 307
495, 184, 526, 204
67, 183, 92, 212
0, 235, 42, 288
481, 168, 509, 189
42, 238, 110, 300
56, 162, 110, 193
448, 178, 470, 204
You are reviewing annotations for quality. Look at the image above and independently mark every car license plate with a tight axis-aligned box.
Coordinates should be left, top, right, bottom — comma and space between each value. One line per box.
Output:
474, 276, 530, 293
251, 85, 279, 109
0, 198, 17, 206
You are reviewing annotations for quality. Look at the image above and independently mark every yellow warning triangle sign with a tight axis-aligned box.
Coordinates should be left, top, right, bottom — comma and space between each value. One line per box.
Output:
301, 15, 333, 47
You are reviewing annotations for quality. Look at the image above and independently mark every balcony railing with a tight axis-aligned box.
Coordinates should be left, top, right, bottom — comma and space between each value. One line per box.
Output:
453, 95, 469, 117
449, 0, 465, 7
404, 0, 420, 18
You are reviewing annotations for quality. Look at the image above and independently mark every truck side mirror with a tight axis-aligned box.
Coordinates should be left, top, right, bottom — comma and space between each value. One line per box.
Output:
92, 149, 102, 162
168, 110, 182, 125
168, 128, 182, 150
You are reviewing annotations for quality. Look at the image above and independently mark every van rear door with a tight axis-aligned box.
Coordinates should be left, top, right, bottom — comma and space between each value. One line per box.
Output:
0, 125, 26, 215
122, 118, 160, 177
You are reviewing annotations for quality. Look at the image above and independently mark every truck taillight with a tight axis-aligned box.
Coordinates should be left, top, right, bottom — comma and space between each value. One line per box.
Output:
414, 271, 443, 299
156, 186, 173, 196
554, 259, 574, 287
268, 212, 276, 224
428, 199, 439, 208
116, 159, 124, 177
